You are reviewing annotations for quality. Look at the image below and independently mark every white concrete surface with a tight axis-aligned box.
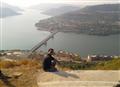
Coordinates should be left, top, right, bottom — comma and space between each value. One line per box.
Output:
37, 70, 120, 87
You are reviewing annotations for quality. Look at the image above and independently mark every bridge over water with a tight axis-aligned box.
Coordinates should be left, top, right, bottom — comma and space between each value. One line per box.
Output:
30, 31, 58, 53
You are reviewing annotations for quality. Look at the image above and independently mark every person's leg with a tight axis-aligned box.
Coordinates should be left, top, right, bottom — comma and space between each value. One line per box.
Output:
49, 67, 58, 72
0, 70, 4, 78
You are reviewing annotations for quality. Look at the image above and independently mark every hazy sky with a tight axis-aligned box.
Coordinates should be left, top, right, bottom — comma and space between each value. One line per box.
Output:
1, 0, 119, 8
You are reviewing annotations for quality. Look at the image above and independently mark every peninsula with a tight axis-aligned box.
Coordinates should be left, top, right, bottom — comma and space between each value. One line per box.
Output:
35, 4, 120, 36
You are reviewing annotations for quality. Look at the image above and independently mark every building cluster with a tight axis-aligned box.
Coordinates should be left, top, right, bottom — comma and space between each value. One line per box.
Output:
0, 49, 119, 63
0, 50, 23, 57
56, 50, 80, 61
86, 55, 114, 62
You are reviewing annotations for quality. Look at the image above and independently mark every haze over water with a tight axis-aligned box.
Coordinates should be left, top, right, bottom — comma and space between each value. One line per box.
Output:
0, 9, 120, 57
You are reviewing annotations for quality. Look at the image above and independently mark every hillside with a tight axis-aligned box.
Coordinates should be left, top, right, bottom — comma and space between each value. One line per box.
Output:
35, 4, 120, 36
1, 2, 23, 12
0, 59, 41, 87
0, 55, 119, 87
89, 58, 120, 70
0, 8, 21, 18
0, 2, 22, 18
38, 58, 120, 87
42, 6, 80, 16
59, 58, 120, 70
29, 3, 71, 11
81, 4, 120, 12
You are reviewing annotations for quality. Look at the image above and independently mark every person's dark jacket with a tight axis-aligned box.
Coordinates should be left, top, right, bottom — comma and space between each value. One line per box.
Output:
43, 54, 56, 71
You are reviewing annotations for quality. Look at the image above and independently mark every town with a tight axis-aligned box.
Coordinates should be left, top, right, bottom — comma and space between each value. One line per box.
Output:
0, 49, 119, 63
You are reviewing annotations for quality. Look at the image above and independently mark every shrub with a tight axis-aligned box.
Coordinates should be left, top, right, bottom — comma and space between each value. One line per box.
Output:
0, 59, 42, 69
90, 58, 120, 70
58, 58, 120, 70
0, 60, 18, 68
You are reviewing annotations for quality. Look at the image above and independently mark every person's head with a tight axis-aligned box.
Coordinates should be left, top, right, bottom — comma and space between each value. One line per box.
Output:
48, 48, 55, 55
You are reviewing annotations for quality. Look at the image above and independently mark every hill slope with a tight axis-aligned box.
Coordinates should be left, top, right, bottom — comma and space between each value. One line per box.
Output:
81, 4, 120, 12
89, 58, 120, 70
42, 6, 80, 16
29, 3, 70, 10
1, 2, 22, 12
35, 4, 120, 36
0, 2, 22, 18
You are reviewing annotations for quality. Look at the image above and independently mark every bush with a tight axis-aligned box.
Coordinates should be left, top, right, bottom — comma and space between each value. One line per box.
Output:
59, 61, 85, 70
59, 58, 120, 70
0, 59, 42, 69
90, 58, 120, 70
0, 61, 18, 68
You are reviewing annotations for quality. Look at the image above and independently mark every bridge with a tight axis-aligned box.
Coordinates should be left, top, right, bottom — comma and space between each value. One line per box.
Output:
30, 31, 58, 53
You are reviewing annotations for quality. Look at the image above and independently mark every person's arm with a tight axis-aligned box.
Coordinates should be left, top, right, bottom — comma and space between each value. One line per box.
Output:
54, 58, 61, 65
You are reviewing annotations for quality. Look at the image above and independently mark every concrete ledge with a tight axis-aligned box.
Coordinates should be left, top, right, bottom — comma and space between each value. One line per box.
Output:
37, 70, 120, 87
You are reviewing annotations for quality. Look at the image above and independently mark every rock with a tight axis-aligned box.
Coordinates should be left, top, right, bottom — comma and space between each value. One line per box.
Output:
12, 72, 23, 78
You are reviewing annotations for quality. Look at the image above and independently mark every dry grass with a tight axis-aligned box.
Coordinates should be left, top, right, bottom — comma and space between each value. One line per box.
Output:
0, 59, 42, 87
1, 57, 119, 87
0, 58, 73, 87
0, 68, 39, 87
0, 59, 42, 69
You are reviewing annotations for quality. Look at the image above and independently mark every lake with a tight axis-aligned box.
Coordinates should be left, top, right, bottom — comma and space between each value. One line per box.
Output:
0, 9, 120, 57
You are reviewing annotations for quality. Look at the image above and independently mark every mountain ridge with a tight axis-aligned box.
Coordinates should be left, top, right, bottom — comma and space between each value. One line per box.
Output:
0, 2, 22, 18
35, 4, 120, 36
42, 6, 80, 16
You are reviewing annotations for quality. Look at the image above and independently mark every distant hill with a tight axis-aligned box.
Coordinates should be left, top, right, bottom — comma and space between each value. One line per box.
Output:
35, 4, 120, 36
29, 3, 81, 12
81, 4, 120, 13
0, 8, 20, 18
0, 2, 22, 18
1, 2, 23, 12
42, 6, 80, 16
29, 3, 69, 11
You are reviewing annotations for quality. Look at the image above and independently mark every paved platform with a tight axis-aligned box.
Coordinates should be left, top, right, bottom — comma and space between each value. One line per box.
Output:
37, 70, 120, 87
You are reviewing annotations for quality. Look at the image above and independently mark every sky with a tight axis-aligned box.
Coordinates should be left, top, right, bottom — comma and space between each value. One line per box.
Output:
1, 0, 119, 8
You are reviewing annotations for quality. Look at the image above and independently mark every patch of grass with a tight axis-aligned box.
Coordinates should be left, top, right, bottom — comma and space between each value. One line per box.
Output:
0, 59, 42, 69
0, 68, 39, 87
0, 57, 119, 87
90, 58, 120, 70
58, 61, 85, 70
0, 59, 42, 87
0, 60, 18, 68
58, 58, 120, 70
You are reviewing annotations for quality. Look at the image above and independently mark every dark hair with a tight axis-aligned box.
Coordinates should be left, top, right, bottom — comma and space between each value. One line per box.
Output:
48, 48, 54, 53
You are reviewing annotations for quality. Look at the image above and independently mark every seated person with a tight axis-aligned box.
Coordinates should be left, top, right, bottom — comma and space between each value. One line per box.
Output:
43, 48, 60, 72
